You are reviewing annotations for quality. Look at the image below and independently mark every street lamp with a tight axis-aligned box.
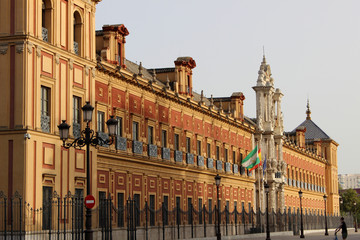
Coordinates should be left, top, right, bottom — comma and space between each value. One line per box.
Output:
265, 183, 270, 240
298, 190, 304, 238
58, 101, 117, 240
323, 195, 328, 236
354, 202, 358, 232
215, 174, 221, 240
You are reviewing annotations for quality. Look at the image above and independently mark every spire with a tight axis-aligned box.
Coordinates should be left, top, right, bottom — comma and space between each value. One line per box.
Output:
166, 75, 170, 90
306, 98, 311, 120
262, 46, 267, 64
138, 62, 143, 77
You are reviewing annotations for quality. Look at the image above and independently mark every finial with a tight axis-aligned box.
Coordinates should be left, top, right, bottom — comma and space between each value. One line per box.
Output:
209, 94, 214, 108
152, 69, 156, 82
306, 97, 311, 120
138, 62, 143, 77
262, 46, 266, 64
200, 90, 204, 104
166, 75, 170, 89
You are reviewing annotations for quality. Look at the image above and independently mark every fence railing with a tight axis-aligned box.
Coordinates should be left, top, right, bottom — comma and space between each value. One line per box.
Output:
0, 191, 353, 240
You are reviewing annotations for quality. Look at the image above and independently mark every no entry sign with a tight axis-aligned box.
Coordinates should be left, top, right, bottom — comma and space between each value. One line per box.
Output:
84, 195, 95, 209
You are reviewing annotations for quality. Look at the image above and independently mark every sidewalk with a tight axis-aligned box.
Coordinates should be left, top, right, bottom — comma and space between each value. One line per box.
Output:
183, 228, 360, 240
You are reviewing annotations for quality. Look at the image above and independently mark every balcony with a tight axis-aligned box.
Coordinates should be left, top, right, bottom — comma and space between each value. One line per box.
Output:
42, 27, 48, 42
197, 156, 204, 167
97, 132, 109, 147
233, 164, 239, 174
186, 153, 194, 164
216, 160, 222, 171
225, 162, 231, 173
115, 136, 127, 151
132, 140, 143, 155
74, 41, 79, 55
174, 150, 183, 163
148, 144, 157, 158
73, 122, 81, 139
207, 158, 214, 169
161, 147, 170, 160
41, 115, 50, 133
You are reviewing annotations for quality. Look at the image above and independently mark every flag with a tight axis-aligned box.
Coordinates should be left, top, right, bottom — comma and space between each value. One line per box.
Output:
242, 145, 261, 171
263, 155, 267, 175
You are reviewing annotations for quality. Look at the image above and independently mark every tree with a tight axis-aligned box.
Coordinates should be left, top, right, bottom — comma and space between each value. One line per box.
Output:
340, 189, 360, 225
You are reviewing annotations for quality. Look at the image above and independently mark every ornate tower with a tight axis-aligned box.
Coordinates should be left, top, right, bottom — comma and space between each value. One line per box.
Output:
253, 55, 287, 211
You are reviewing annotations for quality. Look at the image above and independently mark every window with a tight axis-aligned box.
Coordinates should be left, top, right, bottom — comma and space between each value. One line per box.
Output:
216, 146, 220, 160
73, 11, 82, 55
226, 201, 230, 222
224, 148, 228, 162
161, 130, 167, 148
208, 199, 213, 224
233, 151, 236, 164
174, 133, 180, 151
150, 195, 155, 226
234, 201, 237, 212
41, 86, 50, 117
186, 137, 191, 153
187, 75, 191, 94
73, 96, 81, 124
42, 186, 53, 230
117, 193, 124, 227
132, 121, 139, 141
176, 196, 181, 225
116, 117, 123, 137
97, 111, 104, 132
207, 143, 211, 158
134, 194, 140, 226
41, 86, 50, 132
117, 42, 122, 65
187, 198, 192, 223
197, 140, 201, 155
41, 0, 52, 42
99, 191, 106, 226
148, 126, 154, 145
163, 196, 169, 225
198, 198, 203, 224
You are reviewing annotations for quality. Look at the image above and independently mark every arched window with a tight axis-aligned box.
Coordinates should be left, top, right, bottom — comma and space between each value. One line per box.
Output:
42, 0, 52, 43
73, 11, 82, 56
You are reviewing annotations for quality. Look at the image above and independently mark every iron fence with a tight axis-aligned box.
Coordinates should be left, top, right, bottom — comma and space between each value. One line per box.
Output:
0, 191, 354, 240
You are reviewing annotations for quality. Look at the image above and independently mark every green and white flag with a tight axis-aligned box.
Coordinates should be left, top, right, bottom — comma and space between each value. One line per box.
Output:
241, 145, 261, 170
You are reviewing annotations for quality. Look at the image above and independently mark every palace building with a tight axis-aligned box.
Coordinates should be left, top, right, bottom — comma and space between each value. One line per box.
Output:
0, 0, 339, 230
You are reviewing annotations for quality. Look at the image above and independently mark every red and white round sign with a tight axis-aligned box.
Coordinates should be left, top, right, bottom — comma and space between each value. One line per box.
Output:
84, 195, 95, 209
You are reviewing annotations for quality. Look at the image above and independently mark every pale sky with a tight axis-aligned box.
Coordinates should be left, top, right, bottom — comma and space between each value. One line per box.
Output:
95, 0, 360, 174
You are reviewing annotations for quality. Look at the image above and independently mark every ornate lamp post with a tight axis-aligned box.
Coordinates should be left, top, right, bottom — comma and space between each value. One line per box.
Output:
323, 195, 328, 236
215, 174, 221, 240
354, 202, 358, 232
58, 101, 118, 240
298, 190, 304, 238
265, 183, 271, 240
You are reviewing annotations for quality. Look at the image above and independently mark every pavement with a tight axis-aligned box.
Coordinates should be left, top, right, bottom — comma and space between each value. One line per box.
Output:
185, 228, 360, 240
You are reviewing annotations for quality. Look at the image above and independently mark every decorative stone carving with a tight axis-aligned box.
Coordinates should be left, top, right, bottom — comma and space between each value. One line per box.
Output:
15, 42, 24, 54
85, 66, 90, 76
0, 44, 8, 55
36, 46, 42, 57
148, 144, 157, 157
27, 42, 33, 54
69, 59, 74, 70
207, 158, 214, 169
161, 147, 170, 160
55, 54, 60, 64
132, 140, 143, 154
115, 136, 127, 151
186, 153, 194, 164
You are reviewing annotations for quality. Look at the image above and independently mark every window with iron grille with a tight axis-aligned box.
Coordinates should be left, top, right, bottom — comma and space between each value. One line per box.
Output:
208, 199, 213, 224
132, 121, 139, 141
198, 198, 203, 224
161, 130, 167, 148
148, 126, 154, 144
41, 86, 50, 117
97, 111, 104, 132
233, 151, 236, 164
174, 133, 180, 151
73, 96, 81, 124
187, 198, 192, 223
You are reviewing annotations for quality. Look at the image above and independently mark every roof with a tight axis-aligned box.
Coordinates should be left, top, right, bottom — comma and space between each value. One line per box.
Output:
291, 119, 330, 141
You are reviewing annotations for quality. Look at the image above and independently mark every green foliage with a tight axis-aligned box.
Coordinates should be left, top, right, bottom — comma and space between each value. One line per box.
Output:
340, 189, 360, 222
